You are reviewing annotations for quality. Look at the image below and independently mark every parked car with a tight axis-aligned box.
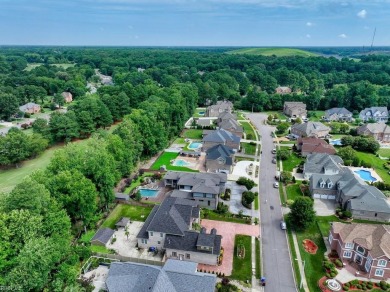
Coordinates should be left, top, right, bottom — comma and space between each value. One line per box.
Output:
275, 171, 280, 180
271, 149, 277, 154
273, 182, 279, 188
272, 158, 277, 164
280, 221, 287, 230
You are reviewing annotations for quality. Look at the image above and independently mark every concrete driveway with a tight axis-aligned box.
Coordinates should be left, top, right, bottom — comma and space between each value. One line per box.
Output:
247, 113, 296, 292
314, 199, 336, 216
197, 219, 260, 276
226, 181, 254, 217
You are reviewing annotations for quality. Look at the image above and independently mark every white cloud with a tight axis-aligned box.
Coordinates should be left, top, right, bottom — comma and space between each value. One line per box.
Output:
306, 34, 311, 38
306, 22, 313, 27
357, 9, 367, 18
338, 33, 347, 38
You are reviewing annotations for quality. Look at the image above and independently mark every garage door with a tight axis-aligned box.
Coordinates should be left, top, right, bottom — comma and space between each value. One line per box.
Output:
313, 194, 321, 199
328, 195, 336, 200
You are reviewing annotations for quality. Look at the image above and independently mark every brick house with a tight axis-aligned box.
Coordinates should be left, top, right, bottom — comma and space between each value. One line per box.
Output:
61, 91, 73, 103
329, 222, 390, 281
357, 123, 390, 142
283, 101, 307, 118
297, 137, 336, 157
275, 86, 292, 94
19, 102, 41, 114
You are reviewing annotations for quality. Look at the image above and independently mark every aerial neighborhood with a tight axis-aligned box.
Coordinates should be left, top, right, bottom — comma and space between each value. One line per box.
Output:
1, 46, 390, 292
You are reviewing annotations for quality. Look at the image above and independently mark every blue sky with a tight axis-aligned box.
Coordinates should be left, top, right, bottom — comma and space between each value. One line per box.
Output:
1, 0, 390, 46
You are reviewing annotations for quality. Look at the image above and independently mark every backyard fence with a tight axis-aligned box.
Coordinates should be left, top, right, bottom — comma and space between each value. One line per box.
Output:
94, 252, 164, 267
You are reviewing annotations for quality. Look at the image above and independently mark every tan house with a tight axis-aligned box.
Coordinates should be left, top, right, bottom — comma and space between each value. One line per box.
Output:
329, 222, 390, 281
357, 123, 390, 142
283, 101, 307, 118
61, 91, 73, 103
291, 122, 330, 138
297, 137, 336, 157
19, 102, 41, 114
205, 100, 233, 117
205, 144, 234, 174
275, 86, 292, 94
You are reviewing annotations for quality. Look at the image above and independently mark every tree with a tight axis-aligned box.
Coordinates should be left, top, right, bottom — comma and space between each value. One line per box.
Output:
32, 118, 51, 140
0, 93, 19, 121
280, 171, 293, 184
277, 149, 290, 161
135, 191, 142, 202
242, 191, 255, 208
295, 117, 302, 124
288, 197, 316, 231
49, 111, 80, 142
236, 177, 255, 190
337, 146, 357, 166
276, 122, 290, 134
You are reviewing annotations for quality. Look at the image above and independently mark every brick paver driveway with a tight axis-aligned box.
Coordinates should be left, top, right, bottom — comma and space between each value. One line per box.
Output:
197, 219, 260, 276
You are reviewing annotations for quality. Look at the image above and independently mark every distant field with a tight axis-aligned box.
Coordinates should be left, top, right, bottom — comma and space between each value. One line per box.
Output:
227, 48, 318, 57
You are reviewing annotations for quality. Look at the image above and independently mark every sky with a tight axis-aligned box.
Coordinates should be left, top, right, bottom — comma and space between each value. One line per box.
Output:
0, 0, 390, 46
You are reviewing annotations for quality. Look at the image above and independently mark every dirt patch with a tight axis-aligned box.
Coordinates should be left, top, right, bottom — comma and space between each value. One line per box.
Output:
302, 239, 318, 254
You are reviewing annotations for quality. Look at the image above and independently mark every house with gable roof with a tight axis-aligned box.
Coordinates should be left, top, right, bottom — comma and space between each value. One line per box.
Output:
283, 101, 307, 118
297, 137, 336, 157
202, 128, 241, 151
303, 153, 344, 179
357, 123, 390, 142
205, 100, 233, 117
328, 222, 390, 280
205, 144, 235, 174
105, 259, 216, 292
276, 86, 292, 95
291, 121, 330, 138
359, 107, 389, 123
217, 118, 243, 139
325, 107, 353, 122
19, 102, 41, 114
217, 111, 237, 124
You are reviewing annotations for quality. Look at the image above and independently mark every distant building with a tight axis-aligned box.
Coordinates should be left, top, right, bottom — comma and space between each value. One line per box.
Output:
205, 100, 233, 117
357, 123, 390, 142
275, 86, 292, 94
359, 107, 388, 123
19, 102, 41, 114
297, 137, 336, 157
325, 107, 353, 122
283, 101, 307, 118
61, 91, 73, 103
291, 121, 330, 138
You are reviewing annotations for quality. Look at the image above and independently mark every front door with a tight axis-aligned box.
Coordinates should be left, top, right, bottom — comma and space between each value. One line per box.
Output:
355, 254, 362, 265
179, 254, 184, 261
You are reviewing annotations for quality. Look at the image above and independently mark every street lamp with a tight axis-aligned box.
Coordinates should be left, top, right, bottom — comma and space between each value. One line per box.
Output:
295, 258, 306, 290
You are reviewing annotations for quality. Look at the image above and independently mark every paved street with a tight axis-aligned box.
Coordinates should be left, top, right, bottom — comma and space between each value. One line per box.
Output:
247, 113, 296, 292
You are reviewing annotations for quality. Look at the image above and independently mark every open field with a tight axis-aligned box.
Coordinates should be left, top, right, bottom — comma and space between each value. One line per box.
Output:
182, 129, 203, 140
230, 235, 252, 281
227, 48, 318, 57
101, 204, 153, 229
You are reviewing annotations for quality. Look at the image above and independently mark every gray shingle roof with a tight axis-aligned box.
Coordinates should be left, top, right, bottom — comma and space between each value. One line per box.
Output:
106, 259, 216, 292
164, 171, 227, 185
218, 112, 237, 120
206, 144, 234, 166
218, 119, 243, 133
19, 102, 40, 112
304, 153, 343, 174
202, 129, 241, 144
91, 228, 115, 245
360, 107, 388, 118
349, 185, 390, 213
325, 107, 352, 117
115, 217, 130, 227
291, 122, 330, 136
137, 205, 159, 239
357, 123, 390, 134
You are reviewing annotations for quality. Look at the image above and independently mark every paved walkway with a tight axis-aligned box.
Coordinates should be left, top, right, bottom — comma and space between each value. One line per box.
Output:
198, 220, 260, 276
292, 233, 309, 292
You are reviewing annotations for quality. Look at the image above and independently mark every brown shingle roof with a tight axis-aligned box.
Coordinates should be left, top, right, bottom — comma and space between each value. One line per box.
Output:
298, 137, 336, 155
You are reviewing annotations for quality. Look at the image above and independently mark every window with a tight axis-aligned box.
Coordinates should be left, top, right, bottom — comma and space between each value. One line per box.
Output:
343, 251, 352, 258
141, 239, 148, 244
357, 246, 365, 254
160, 233, 163, 237
345, 242, 354, 249
186, 253, 190, 259
365, 257, 372, 272
157, 241, 161, 245
208, 200, 211, 206
320, 182, 325, 188
378, 260, 387, 267
375, 269, 384, 277
172, 252, 177, 257
327, 183, 333, 188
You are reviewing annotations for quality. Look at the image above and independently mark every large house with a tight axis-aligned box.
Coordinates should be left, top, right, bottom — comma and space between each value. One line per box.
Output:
202, 129, 240, 151
303, 153, 344, 180
217, 118, 243, 139
357, 123, 390, 142
19, 102, 41, 114
325, 107, 353, 122
217, 112, 237, 124
105, 259, 216, 292
359, 107, 389, 123
205, 144, 235, 174
164, 171, 227, 209
205, 100, 233, 117
276, 86, 292, 95
297, 137, 336, 157
291, 122, 330, 138
61, 91, 73, 103
329, 222, 390, 281
283, 102, 307, 118
136, 197, 222, 265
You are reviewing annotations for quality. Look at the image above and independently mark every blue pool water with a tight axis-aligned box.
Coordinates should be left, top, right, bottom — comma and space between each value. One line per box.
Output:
188, 142, 202, 149
354, 170, 377, 182
172, 159, 191, 166
139, 189, 159, 197
330, 139, 342, 146
198, 111, 205, 115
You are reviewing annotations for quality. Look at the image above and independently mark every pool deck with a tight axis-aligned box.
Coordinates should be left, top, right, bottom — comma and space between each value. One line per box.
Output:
348, 166, 383, 182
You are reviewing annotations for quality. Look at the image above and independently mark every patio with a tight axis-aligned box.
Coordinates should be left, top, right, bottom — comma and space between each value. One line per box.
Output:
230, 160, 259, 181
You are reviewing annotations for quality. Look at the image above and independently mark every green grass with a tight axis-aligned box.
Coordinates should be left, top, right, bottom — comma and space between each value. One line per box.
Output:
24, 63, 75, 71
91, 245, 114, 254
231, 235, 252, 281
279, 184, 287, 205
235, 156, 255, 162
241, 142, 257, 155
286, 183, 303, 201
280, 141, 294, 144
281, 152, 304, 172
264, 111, 289, 121
354, 150, 390, 184
182, 129, 203, 139
227, 48, 318, 57
203, 210, 248, 224
377, 148, 390, 158
193, 108, 206, 118
173, 137, 186, 144
239, 121, 257, 140
237, 112, 246, 120
286, 229, 305, 292
124, 172, 154, 194
254, 195, 259, 210
308, 111, 325, 122
255, 238, 261, 279
0, 145, 62, 193
79, 230, 96, 243
150, 151, 198, 172
101, 204, 153, 229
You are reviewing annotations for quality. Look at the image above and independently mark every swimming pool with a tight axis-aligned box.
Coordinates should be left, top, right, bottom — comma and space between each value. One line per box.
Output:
139, 188, 159, 197
354, 170, 377, 182
330, 139, 342, 146
172, 159, 191, 167
188, 142, 202, 149
198, 111, 205, 115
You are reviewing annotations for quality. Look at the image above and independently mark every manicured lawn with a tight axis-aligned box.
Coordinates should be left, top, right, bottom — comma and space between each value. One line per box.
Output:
279, 184, 287, 205
377, 148, 390, 158
237, 112, 246, 120
295, 223, 327, 292
231, 235, 252, 282
182, 129, 203, 139
193, 108, 206, 118
286, 183, 303, 201
255, 238, 261, 279
254, 195, 259, 210
101, 204, 153, 229
173, 137, 186, 144
0, 145, 61, 193
286, 229, 304, 292
79, 230, 96, 243
308, 111, 325, 122
150, 151, 198, 172
91, 245, 114, 254
202, 210, 249, 224
281, 152, 304, 172
239, 121, 257, 140
241, 142, 257, 155
354, 150, 390, 184
280, 141, 295, 144
263, 111, 289, 121
235, 156, 255, 162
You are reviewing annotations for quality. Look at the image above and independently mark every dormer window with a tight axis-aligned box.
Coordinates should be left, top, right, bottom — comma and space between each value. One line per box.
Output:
328, 182, 333, 188
320, 182, 325, 188
357, 246, 365, 254
345, 242, 354, 249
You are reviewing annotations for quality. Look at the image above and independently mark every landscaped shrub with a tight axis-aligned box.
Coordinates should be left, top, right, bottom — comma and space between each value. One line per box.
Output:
330, 271, 337, 278
335, 259, 343, 268
344, 282, 350, 288
286, 199, 294, 206
325, 272, 331, 278
367, 282, 373, 289
111, 237, 117, 244
242, 191, 255, 209
216, 202, 229, 214
342, 210, 352, 219
343, 286, 349, 291
237, 177, 255, 190
380, 280, 390, 290
356, 284, 362, 289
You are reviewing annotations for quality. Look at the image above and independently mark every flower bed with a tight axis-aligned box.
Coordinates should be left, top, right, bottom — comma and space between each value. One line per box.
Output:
303, 239, 318, 254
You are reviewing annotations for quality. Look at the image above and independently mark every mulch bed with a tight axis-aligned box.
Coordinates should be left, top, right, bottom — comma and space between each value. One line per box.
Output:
303, 239, 318, 254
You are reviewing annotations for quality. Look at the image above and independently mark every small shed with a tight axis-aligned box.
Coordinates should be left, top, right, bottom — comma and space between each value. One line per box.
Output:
115, 217, 130, 229
115, 193, 129, 201
90, 228, 115, 246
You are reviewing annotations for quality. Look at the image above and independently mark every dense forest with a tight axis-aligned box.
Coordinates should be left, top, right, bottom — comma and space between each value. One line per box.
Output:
1, 47, 390, 290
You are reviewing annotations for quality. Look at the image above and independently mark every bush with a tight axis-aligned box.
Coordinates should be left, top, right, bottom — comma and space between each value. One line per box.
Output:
111, 237, 117, 244
367, 282, 373, 289
286, 199, 294, 206
330, 271, 337, 278
236, 177, 255, 190
342, 210, 352, 219
134, 191, 142, 202
356, 284, 362, 289
335, 259, 343, 268
277, 149, 290, 160
216, 202, 229, 214
343, 286, 349, 291
379, 280, 389, 290
242, 191, 255, 208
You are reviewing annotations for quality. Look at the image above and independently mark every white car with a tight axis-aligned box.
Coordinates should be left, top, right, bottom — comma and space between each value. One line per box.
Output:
280, 221, 287, 230
273, 182, 279, 188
